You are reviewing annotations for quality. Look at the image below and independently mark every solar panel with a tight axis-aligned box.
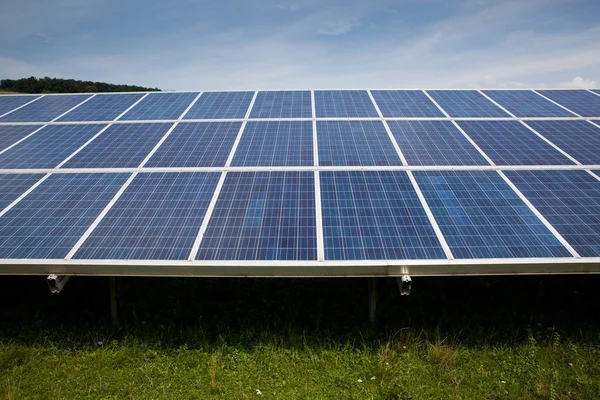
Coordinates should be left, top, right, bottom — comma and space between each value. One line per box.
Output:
144, 122, 240, 168
386, 121, 489, 165
457, 121, 575, 165
0, 173, 130, 259
196, 171, 316, 260
321, 171, 446, 260
0, 124, 106, 169
414, 170, 572, 258
504, 170, 600, 257
371, 90, 445, 117
57, 93, 145, 121
0, 94, 91, 122
1, 88, 599, 277
317, 120, 401, 166
427, 90, 509, 117
0, 95, 40, 116
0, 125, 43, 152
0, 174, 45, 211
62, 123, 172, 168
73, 172, 220, 260
536, 90, 600, 117
314, 90, 379, 118
182, 91, 254, 119
483, 90, 576, 117
119, 92, 199, 120
231, 121, 313, 166
524, 121, 600, 165
249, 91, 312, 118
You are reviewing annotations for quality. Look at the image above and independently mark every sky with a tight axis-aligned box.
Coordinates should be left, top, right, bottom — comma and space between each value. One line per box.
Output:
1, 0, 599, 91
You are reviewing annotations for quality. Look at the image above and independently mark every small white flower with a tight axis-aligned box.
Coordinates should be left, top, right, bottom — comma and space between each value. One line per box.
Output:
357, 379, 363, 383
255, 389, 262, 395
370, 376, 376, 380
568, 362, 574, 367
501, 381, 506, 384
385, 362, 389, 366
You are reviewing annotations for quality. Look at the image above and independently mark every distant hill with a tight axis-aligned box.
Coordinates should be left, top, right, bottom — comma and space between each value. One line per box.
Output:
0, 77, 160, 94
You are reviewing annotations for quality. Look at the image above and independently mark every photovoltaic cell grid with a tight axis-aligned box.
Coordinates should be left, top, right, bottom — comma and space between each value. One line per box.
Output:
457, 121, 575, 165
505, 170, 600, 258
427, 90, 509, 117
317, 121, 400, 166
0, 124, 106, 169
232, 121, 313, 166
74, 172, 220, 260
386, 121, 489, 166
183, 91, 254, 119
414, 170, 572, 259
537, 90, 600, 117
249, 91, 312, 118
62, 123, 173, 168
0, 125, 43, 152
0, 94, 91, 122
524, 121, 600, 165
145, 122, 240, 168
314, 90, 379, 118
370, 90, 445, 117
120, 92, 199, 120
0, 174, 44, 211
57, 93, 144, 121
196, 171, 317, 260
321, 171, 446, 260
0, 95, 39, 116
483, 90, 576, 117
0, 173, 130, 259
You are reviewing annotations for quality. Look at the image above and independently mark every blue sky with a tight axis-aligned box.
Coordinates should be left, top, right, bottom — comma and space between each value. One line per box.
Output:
1, 0, 599, 90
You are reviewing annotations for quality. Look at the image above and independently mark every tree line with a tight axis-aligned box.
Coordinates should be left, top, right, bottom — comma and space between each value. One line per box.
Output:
0, 77, 160, 94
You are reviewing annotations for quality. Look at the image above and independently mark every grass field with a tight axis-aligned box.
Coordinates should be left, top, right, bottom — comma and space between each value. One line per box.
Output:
1, 274, 599, 399
0, 90, 24, 95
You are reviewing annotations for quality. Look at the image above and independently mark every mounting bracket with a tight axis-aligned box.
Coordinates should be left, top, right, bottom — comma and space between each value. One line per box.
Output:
396, 275, 412, 296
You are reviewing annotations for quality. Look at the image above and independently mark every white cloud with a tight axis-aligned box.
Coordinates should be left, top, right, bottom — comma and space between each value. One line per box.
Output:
566, 76, 598, 88
317, 20, 361, 35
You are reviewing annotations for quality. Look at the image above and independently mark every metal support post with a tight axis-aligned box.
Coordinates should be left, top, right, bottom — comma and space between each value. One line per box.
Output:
368, 277, 377, 324
396, 275, 412, 296
109, 276, 119, 325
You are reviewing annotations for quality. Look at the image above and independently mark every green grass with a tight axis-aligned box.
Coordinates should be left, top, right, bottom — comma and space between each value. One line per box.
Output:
0, 276, 599, 399
0, 90, 24, 95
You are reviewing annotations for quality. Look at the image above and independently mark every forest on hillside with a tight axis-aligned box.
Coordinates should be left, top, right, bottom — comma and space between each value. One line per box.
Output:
0, 77, 160, 93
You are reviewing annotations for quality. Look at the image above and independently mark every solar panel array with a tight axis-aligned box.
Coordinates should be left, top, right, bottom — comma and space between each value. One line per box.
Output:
0, 89, 599, 276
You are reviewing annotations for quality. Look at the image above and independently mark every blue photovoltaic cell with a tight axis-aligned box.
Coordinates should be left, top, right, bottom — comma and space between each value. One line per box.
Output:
371, 90, 445, 117
0, 95, 39, 116
145, 122, 240, 167
387, 121, 489, 166
0, 94, 91, 122
458, 121, 574, 165
0, 125, 43, 151
120, 92, 199, 120
537, 90, 600, 117
483, 90, 576, 117
249, 91, 312, 118
314, 90, 379, 118
62, 123, 172, 168
317, 121, 400, 166
183, 91, 254, 119
414, 170, 572, 259
0, 174, 44, 211
0, 124, 106, 169
321, 171, 446, 260
427, 90, 509, 117
196, 171, 316, 260
57, 93, 144, 121
74, 172, 220, 260
0, 173, 129, 259
232, 121, 313, 166
505, 170, 600, 258
524, 121, 600, 165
